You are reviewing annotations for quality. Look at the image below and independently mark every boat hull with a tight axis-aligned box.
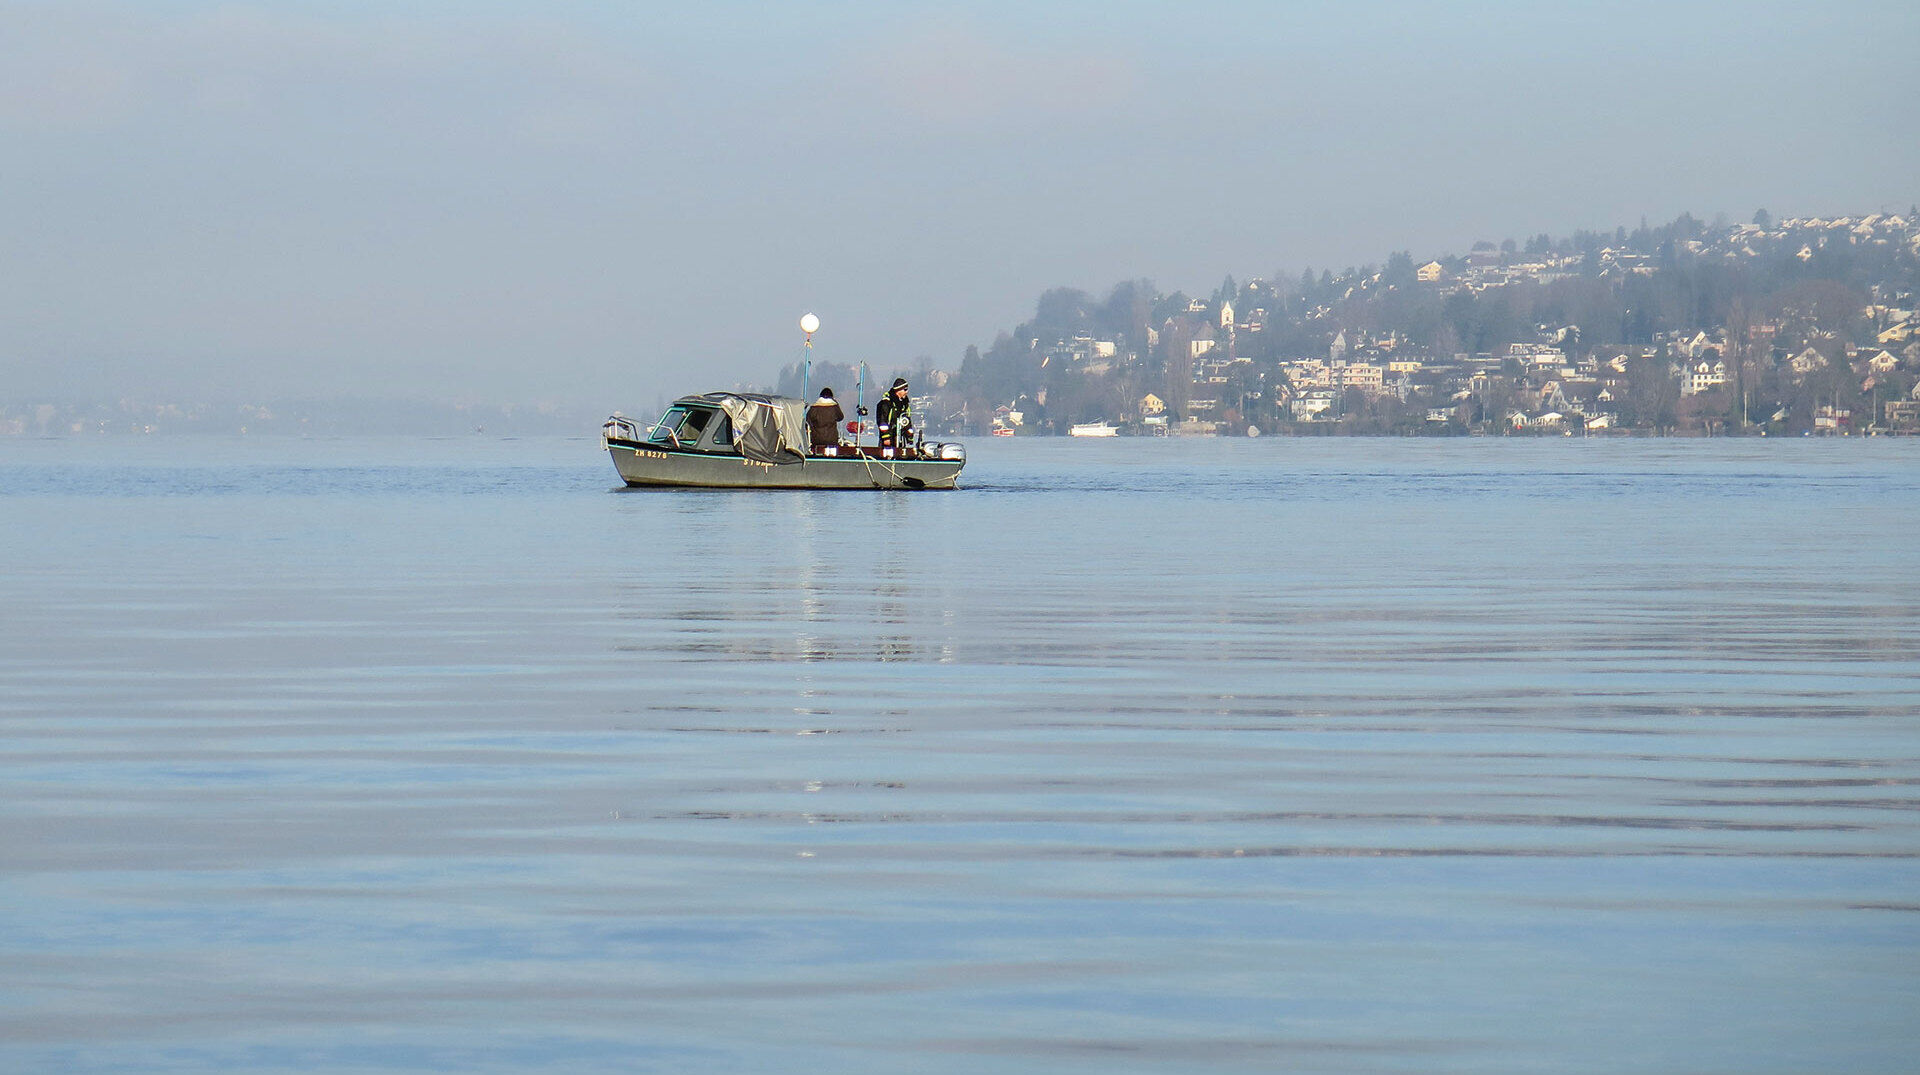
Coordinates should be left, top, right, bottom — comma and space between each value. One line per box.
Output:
607, 439, 963, 489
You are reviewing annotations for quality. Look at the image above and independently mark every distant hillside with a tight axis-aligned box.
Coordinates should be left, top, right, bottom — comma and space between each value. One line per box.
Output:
922, 209, 1919, 436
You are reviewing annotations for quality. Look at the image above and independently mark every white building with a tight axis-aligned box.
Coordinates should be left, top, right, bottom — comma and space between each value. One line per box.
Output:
1292, 390, 1337, 421
1338, 363, 1385, 392
1681, 359, 1728, 396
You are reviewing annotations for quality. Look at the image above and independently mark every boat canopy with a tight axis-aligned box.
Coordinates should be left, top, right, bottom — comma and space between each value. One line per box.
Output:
679, 392, 809, 464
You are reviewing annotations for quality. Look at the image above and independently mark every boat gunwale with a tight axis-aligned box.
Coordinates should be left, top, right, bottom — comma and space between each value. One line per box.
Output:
605, 436, 963, 490
604, 435, 962, 466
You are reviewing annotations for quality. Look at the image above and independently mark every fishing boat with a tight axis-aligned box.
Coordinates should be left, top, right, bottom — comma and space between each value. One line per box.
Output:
604, 315, 964, 490
603, 393, 965, 489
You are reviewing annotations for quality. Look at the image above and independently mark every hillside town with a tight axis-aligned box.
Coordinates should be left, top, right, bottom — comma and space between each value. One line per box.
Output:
889, 210, 1920, 437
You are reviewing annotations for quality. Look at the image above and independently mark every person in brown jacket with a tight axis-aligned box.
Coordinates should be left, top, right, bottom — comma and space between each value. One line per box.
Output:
807, 388, 845, 454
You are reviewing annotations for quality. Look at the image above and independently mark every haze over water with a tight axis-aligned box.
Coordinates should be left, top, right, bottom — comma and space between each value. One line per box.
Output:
3, 436, 1917, 1073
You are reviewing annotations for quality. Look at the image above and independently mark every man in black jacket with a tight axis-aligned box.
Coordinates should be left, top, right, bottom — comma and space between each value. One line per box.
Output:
876, 378, 912, 450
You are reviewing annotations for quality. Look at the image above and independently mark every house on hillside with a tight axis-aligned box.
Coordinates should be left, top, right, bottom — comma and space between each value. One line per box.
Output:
1682, 359, 1728, 396
1284, 360, 1332, 388
1678, 330, 1717, 359
1338, 363, 1384, 393
1790, 348, 1829, 376
1885, 384, 1920, 428
1292, 391, 1336, 421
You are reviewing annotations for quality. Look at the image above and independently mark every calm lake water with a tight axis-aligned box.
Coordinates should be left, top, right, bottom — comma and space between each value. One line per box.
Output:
3, 435, 1917, 1073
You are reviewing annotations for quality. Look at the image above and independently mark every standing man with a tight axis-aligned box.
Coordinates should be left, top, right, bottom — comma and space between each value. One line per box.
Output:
876, 378, 912, 451
807, 387, 845, 454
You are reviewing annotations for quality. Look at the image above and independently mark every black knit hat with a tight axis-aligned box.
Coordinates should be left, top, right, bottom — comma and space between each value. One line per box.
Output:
891, 378, 909, 390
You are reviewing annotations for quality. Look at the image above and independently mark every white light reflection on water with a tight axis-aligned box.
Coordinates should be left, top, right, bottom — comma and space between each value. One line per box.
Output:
2, 435, 1917, 1074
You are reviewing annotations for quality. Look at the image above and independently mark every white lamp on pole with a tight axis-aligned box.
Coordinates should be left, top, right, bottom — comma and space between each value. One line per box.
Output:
799, 314, 819, 402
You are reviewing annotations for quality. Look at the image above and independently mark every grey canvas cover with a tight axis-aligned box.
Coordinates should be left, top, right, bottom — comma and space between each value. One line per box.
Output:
685, 392, 808, 464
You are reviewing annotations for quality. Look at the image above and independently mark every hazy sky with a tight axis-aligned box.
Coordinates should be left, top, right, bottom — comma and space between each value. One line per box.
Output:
3, 0, 1915, 409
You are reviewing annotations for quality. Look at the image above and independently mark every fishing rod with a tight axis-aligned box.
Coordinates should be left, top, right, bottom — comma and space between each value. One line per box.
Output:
856, 362, 869, 449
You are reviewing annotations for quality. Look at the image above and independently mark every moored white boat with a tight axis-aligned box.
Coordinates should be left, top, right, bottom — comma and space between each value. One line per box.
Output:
1068, 421, 1119, 437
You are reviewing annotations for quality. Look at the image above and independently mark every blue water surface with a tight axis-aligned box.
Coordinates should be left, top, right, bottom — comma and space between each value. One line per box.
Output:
2, 434, 1917, 1073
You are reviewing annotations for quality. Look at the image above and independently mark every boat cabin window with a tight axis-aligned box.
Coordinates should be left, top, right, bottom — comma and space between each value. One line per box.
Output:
679, 408, 713, 440
711, 415, 733, 447
647, 407, 687, 444
649, 405, 715, 447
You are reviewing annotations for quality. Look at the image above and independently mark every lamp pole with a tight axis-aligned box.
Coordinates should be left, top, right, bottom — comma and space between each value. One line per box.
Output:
800, 313, 819, 402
